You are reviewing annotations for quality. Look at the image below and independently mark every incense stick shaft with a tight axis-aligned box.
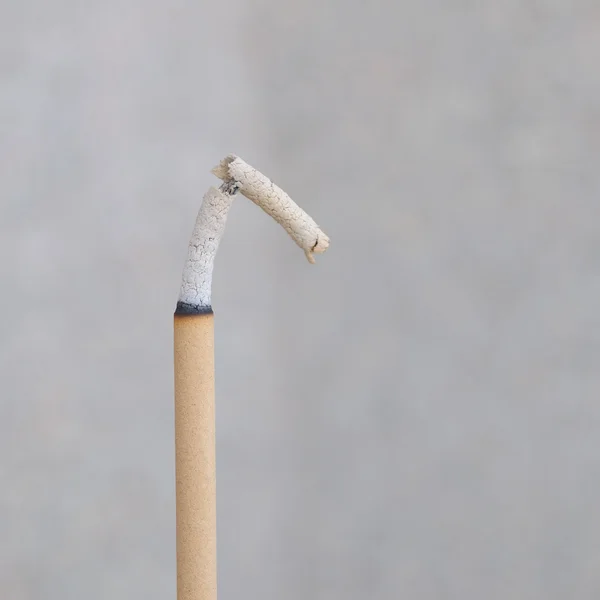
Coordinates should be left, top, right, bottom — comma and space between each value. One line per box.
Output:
174, 314, 216, 600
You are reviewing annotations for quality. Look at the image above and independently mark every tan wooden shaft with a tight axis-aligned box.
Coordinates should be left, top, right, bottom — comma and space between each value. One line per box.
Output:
174, 314, 216, 600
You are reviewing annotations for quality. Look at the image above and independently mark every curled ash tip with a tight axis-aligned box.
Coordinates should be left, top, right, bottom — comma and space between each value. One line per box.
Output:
213, 154, 330, 263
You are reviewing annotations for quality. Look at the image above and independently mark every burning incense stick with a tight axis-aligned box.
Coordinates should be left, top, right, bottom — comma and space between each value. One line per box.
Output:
174, 156, 329, 600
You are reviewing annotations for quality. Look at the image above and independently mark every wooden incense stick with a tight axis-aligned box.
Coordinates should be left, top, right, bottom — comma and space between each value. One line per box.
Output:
174, 157, 329, 600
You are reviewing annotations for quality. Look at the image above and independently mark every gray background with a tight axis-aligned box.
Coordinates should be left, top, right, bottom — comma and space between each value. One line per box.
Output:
2, 1, 600, 598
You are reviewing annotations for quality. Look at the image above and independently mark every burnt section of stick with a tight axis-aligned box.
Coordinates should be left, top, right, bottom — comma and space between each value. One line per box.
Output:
175, 301, 214, 316
219, 179, 240, 196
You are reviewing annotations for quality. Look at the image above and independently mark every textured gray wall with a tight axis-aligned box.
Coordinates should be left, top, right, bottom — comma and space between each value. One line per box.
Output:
2, 1, 600, 598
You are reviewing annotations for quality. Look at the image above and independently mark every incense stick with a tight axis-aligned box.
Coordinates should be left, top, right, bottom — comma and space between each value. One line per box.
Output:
174, 156, 329, 600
